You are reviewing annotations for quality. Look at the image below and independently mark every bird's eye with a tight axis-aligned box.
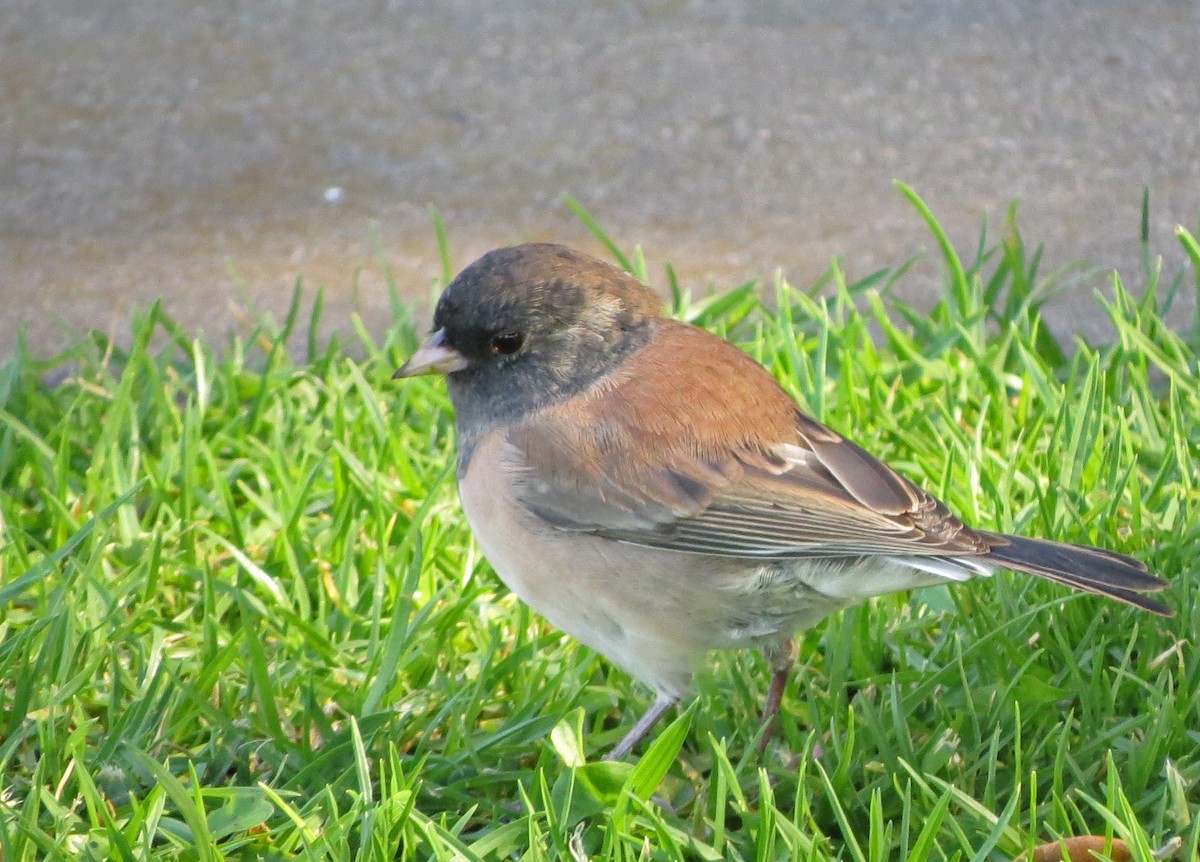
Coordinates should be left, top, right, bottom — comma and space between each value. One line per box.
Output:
490, 332, 525, 355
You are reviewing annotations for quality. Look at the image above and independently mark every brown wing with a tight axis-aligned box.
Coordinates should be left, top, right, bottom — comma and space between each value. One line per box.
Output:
505, 320, 990, 559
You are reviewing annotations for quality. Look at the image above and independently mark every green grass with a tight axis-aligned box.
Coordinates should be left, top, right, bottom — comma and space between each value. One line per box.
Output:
1, 196, 1198, 861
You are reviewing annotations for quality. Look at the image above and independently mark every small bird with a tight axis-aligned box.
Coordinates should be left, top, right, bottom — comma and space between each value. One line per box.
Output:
395, 242, 1171, 759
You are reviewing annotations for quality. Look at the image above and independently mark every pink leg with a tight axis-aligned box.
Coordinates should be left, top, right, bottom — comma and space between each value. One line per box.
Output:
758, 637, 797, 752
606, 694, 678, 760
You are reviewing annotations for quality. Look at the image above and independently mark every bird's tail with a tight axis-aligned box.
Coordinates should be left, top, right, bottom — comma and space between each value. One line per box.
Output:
978, 531, 1173, 617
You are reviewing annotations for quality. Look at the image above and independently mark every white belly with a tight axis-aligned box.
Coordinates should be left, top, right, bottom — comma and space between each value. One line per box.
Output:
455, 432, 975, 697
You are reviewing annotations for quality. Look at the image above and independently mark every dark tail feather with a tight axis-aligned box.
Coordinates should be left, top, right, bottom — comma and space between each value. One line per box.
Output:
978, 531, 1173, 617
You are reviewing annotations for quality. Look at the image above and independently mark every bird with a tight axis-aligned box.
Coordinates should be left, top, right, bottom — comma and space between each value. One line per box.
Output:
394, 242, 1172, 759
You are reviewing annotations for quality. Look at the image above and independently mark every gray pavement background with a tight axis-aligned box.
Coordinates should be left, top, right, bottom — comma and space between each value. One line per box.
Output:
2, 0, 1198, 359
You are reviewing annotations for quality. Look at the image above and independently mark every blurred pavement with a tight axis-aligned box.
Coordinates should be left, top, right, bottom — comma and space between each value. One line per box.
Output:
2, 0, 1198, 358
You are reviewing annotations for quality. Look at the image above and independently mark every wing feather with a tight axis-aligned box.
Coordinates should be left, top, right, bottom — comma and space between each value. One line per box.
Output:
503, 320, 990, 560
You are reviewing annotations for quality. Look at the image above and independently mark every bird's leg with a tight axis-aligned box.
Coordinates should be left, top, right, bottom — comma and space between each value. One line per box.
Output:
605, 694, 678, 760
758, 636, 798, 752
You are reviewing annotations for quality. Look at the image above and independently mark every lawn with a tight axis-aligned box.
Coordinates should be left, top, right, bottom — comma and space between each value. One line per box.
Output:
1, 194, 1197, 861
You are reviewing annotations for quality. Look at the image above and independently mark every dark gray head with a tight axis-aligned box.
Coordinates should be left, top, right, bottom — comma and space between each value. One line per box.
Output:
395, 243, 663, 433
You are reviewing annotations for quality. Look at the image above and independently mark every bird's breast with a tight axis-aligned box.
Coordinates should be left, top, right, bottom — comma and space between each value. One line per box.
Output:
456, 431, 757, 696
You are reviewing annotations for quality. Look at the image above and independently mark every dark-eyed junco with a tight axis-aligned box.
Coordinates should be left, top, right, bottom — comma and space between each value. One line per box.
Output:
395, 242, 1171, 759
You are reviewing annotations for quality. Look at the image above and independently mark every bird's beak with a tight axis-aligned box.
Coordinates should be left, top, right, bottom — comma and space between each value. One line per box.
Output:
393, 329, 470, 378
